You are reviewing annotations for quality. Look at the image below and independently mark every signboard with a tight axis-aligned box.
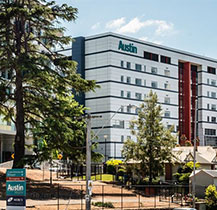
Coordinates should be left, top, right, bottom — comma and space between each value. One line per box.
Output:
118, 40, 137, 54
6, 168, 26, 210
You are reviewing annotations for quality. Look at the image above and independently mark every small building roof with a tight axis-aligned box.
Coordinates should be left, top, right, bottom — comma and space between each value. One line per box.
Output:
172, 146, 217, 165
189, 169, 217, 178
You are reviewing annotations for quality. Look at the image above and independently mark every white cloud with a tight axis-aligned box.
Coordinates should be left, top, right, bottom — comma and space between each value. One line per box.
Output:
106, 17, 125, 29
105, 17, 175, 37
139, 36, 163, 45
91, 22, 101, 30
117, 17, 145, 34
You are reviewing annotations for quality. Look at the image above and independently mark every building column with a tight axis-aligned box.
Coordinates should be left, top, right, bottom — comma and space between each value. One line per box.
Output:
183, 62, 191, 141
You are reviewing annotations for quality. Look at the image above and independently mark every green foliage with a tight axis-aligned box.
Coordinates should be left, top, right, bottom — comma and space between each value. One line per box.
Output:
106, 159, 123, 174
122, 91, 177, 183
92, 202, 114, 208
205, 185, 217, 210
174, 161, 200, 184
0, 0, 97, 167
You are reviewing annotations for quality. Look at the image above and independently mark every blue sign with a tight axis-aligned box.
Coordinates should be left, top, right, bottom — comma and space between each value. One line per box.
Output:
6, 181, 26, 196
6, 196, 26, 206
6, 169, 26, 178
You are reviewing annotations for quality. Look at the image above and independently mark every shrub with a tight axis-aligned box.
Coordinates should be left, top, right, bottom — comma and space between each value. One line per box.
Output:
92, 202, 114, 208
106, 159, 123, 174
205, 185, 217, 210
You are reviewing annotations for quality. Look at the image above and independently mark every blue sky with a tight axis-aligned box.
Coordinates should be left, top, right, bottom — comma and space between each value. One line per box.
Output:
56, 0, 217, 59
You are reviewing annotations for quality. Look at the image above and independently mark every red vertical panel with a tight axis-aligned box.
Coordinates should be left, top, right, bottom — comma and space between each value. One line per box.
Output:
183, 62, 191, 141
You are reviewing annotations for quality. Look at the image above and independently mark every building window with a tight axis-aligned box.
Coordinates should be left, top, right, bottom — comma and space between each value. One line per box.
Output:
164, 70, 170, 76
211, 104, 216, 110
121, 135, 124, 142
127, 106, 131, 113
151, 81, 158, 88
207, 104, 210, 110
127, 62, 131, 69
135, 78, 142, 85
207, 91, 210, 97
144, 51, 159, 62
135, 64, 142, 71
164, 111, 170, 117
121, 60, 124, 67
208, 66, 216, 75
135, 107, 140, 114
164, 97, 170, 104
212, 117, 216, 123
207, 116, 210, 122
135, 93, 142, 100
121, 75, 124, 82
211, 79, 216, 86
205, 128, 216, 136
127, 91, 131, 98
211, 92, 216, 98
161, 55, 171, 64
144, 80, 146, 86
126, 76, 131, 84
121, 90, 124, 97
207, 79, 210, 84
164, 83, 170, 90
120, 106, 124, 112
144, 65, 146, 72
151, 67, 158, 74
112, 120, 124, 128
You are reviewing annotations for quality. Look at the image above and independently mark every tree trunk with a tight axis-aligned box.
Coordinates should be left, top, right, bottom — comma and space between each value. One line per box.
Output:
13, 70, 25, 168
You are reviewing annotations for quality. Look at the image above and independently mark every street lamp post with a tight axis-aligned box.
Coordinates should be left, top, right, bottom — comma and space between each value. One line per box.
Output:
104, 135, 108, 163
192, 99, 198, 209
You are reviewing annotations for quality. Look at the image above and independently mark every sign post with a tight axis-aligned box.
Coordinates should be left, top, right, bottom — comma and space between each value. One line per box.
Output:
6, 169, 26, 210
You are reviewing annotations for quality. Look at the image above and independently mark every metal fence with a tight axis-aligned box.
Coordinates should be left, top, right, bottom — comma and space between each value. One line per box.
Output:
0, 182, 191, 210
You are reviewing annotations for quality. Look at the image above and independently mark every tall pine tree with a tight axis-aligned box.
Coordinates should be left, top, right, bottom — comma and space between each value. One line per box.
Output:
122, 91, 177, 183
0, 0, 96, 168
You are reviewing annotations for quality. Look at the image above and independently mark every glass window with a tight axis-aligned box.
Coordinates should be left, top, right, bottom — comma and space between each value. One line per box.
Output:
205, 128, 216, 136
144, 80, 146, 86
161, 55, 171, 64
151, 81, 158, 88
164, 83, 170, 90
120, 106, 124, 112
135, 64, 142, 71
126, 77, 131, 84
212, 117, 216, 123
135, 108, 140, 114
211, 80, 216, 86
127, 62, 131, 69
164, 97, 170, 104
207, 79, 210, 84
208, 66, 216, 75
144, 65, 146, 72
207, 104, 210, 110
135, 93, 142, 100
135, 78, 142, 85
211, 92, 216, 98
112, 120, 124, 128
121, 90, 124, 97
121, 75, 124, 82
151, 67, 158, 74
121, 60, 124, 67
207, 116, 210, 122
211, 104, 216, 110
164, 111, 170, 117
207, 91, 210, 97
127, 91, 131, 98
121, 135, 124, 142
164, 70, 170, 76
127, 106, 131, 113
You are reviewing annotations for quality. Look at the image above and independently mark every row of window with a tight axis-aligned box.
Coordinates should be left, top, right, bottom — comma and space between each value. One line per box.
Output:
205, 128, 216, 136
144, 51, 171, 64
207, 91, 217, 98
208, 66, 216, 75
207, 78, 216, 86
120, 61, 171, 76
120, 78, 171, 90
207, 104, 217, 110
207, 116, 217, 123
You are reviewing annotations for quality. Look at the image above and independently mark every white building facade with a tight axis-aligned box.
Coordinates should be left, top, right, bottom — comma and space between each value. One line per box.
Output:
70, 32, 217, 159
